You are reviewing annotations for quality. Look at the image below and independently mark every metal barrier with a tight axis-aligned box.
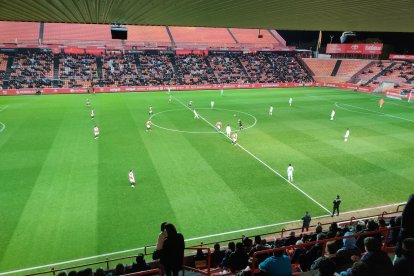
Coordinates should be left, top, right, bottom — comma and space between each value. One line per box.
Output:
182, 247, 212, 275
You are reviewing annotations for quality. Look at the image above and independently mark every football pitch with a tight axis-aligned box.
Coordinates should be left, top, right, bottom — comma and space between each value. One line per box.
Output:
0, 87, 413, 273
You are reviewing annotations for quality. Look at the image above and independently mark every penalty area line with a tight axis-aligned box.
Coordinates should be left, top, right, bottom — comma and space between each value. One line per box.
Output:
171, 95, 331, 214
0, 201, 405, 276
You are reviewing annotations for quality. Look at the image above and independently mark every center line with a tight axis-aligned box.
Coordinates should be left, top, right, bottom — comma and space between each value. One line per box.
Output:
171, 94, 331, 214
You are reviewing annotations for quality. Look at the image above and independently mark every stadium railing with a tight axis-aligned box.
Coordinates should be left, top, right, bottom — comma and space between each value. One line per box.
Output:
182, 247, 212, 275
23, 203, 404, 276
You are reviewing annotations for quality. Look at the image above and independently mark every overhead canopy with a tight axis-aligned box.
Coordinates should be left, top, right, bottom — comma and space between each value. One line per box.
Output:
0, 0, 413, 33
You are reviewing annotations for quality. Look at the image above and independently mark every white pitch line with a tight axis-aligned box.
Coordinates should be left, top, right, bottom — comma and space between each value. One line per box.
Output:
172, 95, 331, 214
0, 201, 405, 276
0, 105, 8, 133
339, 102, 414, 123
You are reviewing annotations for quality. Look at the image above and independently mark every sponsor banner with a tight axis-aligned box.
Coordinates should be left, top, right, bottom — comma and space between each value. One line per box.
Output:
1, 82, 374, 96
326, 44, 383, 54
389, 54, 414, 60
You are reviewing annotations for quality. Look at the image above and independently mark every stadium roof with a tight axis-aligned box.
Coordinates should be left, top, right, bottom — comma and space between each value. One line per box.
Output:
0, 0, 413, 33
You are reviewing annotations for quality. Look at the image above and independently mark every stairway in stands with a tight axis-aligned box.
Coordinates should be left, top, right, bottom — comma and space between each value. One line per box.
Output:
134, 55, 145, 85
330, 60, 342, 76
52, 54, 60, 87
204, 57, 219, 84
169, 55, 182, 84
96, 56, 103, 85
165, 26, 176, 47
3, 52, 15, 88
235, 54, 251, 82
364, 62, 396, 86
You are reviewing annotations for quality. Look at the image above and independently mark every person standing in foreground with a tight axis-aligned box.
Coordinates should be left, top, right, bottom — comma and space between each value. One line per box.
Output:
161, 223, 185, 276
129, 170, 135, 188
287, 164, 294, 182
332, 195, 341, 217
330, 109, 335, 121
344, 128, 350, 142
301, 211, 311, 232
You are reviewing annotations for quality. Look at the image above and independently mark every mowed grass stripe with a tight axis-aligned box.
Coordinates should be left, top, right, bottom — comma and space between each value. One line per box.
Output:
0, 95, 100, 270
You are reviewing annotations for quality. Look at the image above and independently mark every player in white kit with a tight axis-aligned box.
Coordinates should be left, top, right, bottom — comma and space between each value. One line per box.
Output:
211, 100, 214, 109
90, 109, 94, 119
220, 89, 224, 96
86, 98, 90, 107
93, 126, 99, 139
169, 95, 172, 103
344, 128, 350, 142
269, 105, 274, 116
146, 120, 151, 132
330, 110, 336, 121
129, 170, 135, 188
287, 164, 294, 182
194, 109, 199, 119
289, 98, 293, 107
149, 106, 153, 116
226, 125, 231, 137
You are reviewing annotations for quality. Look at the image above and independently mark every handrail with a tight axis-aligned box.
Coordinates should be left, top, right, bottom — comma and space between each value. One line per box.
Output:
125, 268, 162, 276
397, 203, 406, 212
250, 227, 396, 276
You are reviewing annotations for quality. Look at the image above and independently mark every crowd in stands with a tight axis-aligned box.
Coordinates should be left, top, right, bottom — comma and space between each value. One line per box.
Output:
139, 54, 179, 86
8, 51, 53, 89
58, 53, 99, 88
208, 54, 250, 84
102, 54, 140, 87
174, 54, 217, 85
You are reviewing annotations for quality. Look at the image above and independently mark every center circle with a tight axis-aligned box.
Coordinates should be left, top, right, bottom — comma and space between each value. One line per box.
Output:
150, 108, 257, 134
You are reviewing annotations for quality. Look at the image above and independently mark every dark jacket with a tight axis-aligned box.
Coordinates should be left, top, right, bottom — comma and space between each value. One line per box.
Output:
361, 250, 394, 276
228, 249, 249, 272
161, 233, 185, 270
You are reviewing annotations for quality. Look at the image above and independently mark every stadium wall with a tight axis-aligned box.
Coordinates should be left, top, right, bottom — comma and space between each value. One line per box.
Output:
0, 82, 374, 96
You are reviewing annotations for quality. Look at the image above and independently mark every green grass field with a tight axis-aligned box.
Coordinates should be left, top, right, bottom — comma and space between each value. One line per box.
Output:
0, 87, 413, 273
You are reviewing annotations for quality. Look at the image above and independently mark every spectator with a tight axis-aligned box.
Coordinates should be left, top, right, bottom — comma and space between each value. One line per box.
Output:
228, 242, 249, 272
132, 253, 151, 272
258, 249, 292, 276
302, 211, 312, 232
394, 238, 414, 276
291, 240, 306, 265
284, 231, 297, 246
395, 194, 414, 260
95, 268, 105, 276
300, 233, 327, 271
153, 222, 167, 260
211, 243, 225, 268
114, 263, 125, 276
193, 248, 207, 268
360, 237, 394, 276
221, 241, 235, 269
355, 220, 381, 252
161, 223, 185, 276
316, 257, 340, 276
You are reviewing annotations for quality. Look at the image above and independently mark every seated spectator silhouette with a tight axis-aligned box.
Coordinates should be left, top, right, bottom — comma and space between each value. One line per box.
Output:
394, 238, 414, 276
300, 233, 327, 271
211, 243, 225, 268
360, 237, 394, 276
228, 242, 249, 273
395, 194, 414, 260
356, 220, 381, 252
132, 253, 151, 272
114, 263, 125, 276
220, 241, 235, 269
193, 248, 207, 268
258, 249, 292, 276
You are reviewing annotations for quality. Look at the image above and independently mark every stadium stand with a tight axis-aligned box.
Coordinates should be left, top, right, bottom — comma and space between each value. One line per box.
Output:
208, 54, 250, 84
229, 28, 280, 48
43, 23, 113, 45
139, 54, 179, 86
0, 53, 8, 88
169, 27, 236, 48
0, 21, 40, 43
335, 59, 372, 77
303, 58, 337, 76
126, 25, 172, 46
58, 53, 99, 88
8, 50, 53, 89
102, 54, 140, 87
174, 54, 217, 85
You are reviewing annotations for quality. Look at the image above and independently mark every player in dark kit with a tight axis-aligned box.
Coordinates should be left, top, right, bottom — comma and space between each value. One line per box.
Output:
238, 119, 243, 130
331, 195, 341, 217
